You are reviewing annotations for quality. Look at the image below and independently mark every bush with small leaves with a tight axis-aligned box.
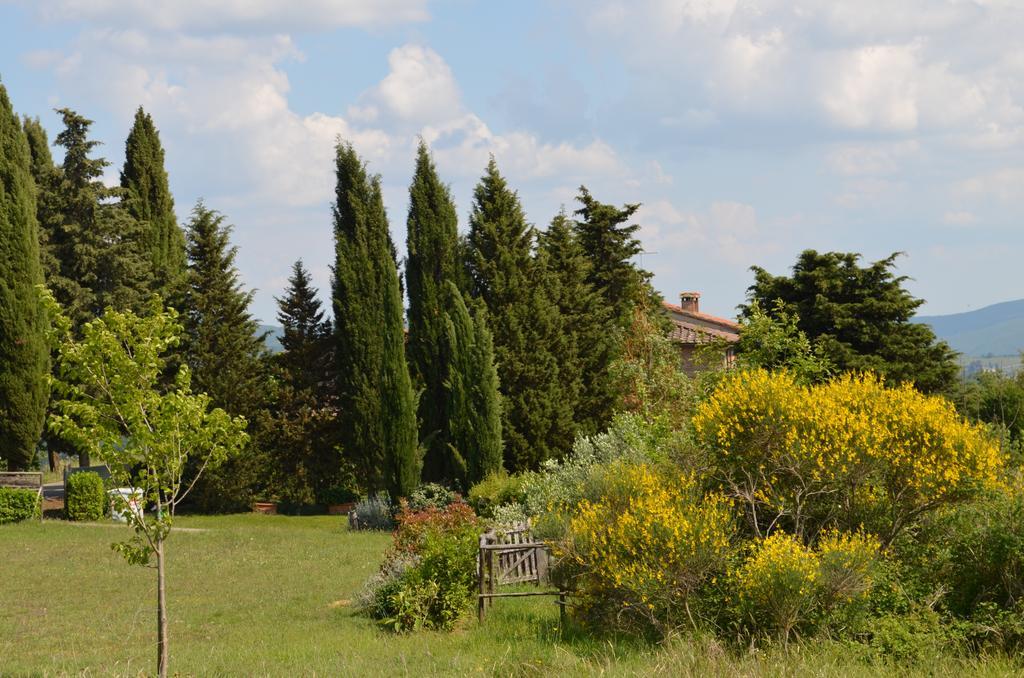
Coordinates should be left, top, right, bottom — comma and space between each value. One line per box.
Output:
65, 472, 106, 521
0, 488, 39, 524
467, 472, 528, 518
406, 483, 458, 512
351, 493, 394, 531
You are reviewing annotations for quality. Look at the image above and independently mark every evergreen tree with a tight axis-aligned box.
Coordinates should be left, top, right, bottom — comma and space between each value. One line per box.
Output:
269, 260, 338, 505
331, 142, 419, 497
465, 158, 568, 471
0, 83, 49, 470
404, 140, 460, 481
276, 259, 332, 395
573, 186, 647, 326
440, 282, 502, 488
540, 211, 617, 436
745, 250, 959, 394
181, 201, 271, 510
21, 117, 62, 287
120, 107, 186, 300
48, 108, 152, 328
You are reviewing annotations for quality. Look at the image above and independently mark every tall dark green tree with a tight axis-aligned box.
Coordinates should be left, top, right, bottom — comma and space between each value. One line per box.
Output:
21, 117, 62, 286
540, 211, 617, 437
332, 142, 419, 497
267, 259, 338, 506
573, 187, 647, 327
120, 107, 186, 300
405, 140, 460, 481
465, 158, 568, 471
745, 250, 959, 394
276, 259, 332, 395
0, 83, 49, 470
440, 282, 502, 488
47, 108, 152, 328
182, 201, 270, 510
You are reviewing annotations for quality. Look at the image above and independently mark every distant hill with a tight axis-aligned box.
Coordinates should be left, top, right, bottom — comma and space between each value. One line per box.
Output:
258, 324, 283, 353
915, 299, 1024, 357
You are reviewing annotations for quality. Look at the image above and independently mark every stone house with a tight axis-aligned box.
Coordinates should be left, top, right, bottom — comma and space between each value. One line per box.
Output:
662, 292, 740, 375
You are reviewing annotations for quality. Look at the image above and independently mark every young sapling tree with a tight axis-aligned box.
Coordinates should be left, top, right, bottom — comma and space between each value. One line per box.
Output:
46, 294, 247, 678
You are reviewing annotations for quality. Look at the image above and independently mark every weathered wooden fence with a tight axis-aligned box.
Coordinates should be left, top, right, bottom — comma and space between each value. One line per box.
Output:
477, 522, 565, 623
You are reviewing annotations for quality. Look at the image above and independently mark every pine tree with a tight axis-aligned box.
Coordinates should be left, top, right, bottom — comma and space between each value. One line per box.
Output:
181, 201, 271, 510
331, 142, 419, 497
465, 158, 568, 471
0, 83, 49, 470
120, 107, 186, 301
21, 117, 62, 285
48, 108, 152, 328
440, 282, 502, 488
746, 250, 959, 394
573, 186, 647, 327
539, 211, 617, 437
404, 140, 460, 481
276, 259, 332, 395
268, 259, 337, 506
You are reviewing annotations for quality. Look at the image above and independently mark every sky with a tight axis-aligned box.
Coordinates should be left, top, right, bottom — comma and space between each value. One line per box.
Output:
1, 0, 1022, 323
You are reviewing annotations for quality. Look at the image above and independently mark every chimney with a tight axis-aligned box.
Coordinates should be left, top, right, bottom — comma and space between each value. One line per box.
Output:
679, 291, 701, 313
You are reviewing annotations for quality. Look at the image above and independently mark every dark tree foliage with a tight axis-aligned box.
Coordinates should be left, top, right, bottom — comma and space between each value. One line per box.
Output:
465, 158, 567, 471
573, 186, 648, 327
267, 259, 338, 506
0, 83, 49, 470
440, 282, 502, 488
120, 107, 186, 301
46, 108, 152, 328
331, 142, 419, 498
540, 211, 619, 438
182, 201, 271, 511
404, 140, 460, 481
21, 117, 62, 288
745, 250, 959, 394
276, 259, 332, 395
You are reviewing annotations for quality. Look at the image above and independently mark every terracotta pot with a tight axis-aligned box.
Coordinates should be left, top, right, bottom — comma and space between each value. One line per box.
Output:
327, 502, 356, 516
253, 501, 278, 515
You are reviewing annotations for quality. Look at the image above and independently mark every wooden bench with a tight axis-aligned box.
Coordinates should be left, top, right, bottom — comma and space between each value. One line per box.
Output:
0, 471, 43, 522
477, 522, 566, 623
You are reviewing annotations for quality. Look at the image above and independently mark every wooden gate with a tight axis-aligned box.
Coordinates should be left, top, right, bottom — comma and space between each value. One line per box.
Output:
477, 522, 564, 622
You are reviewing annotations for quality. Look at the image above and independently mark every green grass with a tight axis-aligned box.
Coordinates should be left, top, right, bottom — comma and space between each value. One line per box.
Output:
1, 515, 1021, 677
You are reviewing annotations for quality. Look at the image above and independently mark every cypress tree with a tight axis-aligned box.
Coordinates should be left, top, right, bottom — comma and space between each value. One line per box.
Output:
331, 142, 419, 497
465, 158, 567, 471
540, 211, 617, 436
405, 140, 460, 481
573, 186, 647, 327
182, 201, 271, 511
120, 107, 186, 301
21, 117, 62, 287
0, 83, 49, 470
440, 282, 502, 488
49, 108, 152, 328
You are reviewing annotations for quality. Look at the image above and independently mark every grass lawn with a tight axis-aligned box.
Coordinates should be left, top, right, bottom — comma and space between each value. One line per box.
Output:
1, 515, 1021, 677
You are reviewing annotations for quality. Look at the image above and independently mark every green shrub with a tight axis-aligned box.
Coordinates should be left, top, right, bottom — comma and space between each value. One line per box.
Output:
66, 472, 106, 521
407, 483, 457, 512
0, 488, 39, 524
467, 472, 528, 518
361, 502, 481, 632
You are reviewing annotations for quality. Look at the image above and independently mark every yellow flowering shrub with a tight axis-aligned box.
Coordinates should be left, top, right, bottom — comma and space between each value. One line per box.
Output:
555, 462, 734, 636
733, 529, 879, 642
692, 369, 1004, 543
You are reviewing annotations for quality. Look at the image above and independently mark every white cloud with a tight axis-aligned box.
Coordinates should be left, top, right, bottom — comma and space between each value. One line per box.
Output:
942, 210, 979, 226
957, 167, 1024, 202
25, 0, 429, 32
349, 45, 462, 128
826, 141, 920, 176
636, 198, 774, 268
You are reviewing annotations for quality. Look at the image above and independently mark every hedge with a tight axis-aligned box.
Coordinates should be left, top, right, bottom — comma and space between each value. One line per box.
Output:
0, 488, 39, 524
66, 472, 106, 521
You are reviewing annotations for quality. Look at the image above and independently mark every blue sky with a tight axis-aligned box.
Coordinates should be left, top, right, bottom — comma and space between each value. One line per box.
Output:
1, 0, 1022, 323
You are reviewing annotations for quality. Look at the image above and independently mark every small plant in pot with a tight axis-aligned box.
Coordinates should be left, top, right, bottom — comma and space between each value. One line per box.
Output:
252, 497, 279, 515
321, 485, 360, 515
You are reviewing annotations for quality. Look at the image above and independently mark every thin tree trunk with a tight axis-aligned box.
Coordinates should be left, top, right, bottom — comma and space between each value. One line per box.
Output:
157, 538, 168, 678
